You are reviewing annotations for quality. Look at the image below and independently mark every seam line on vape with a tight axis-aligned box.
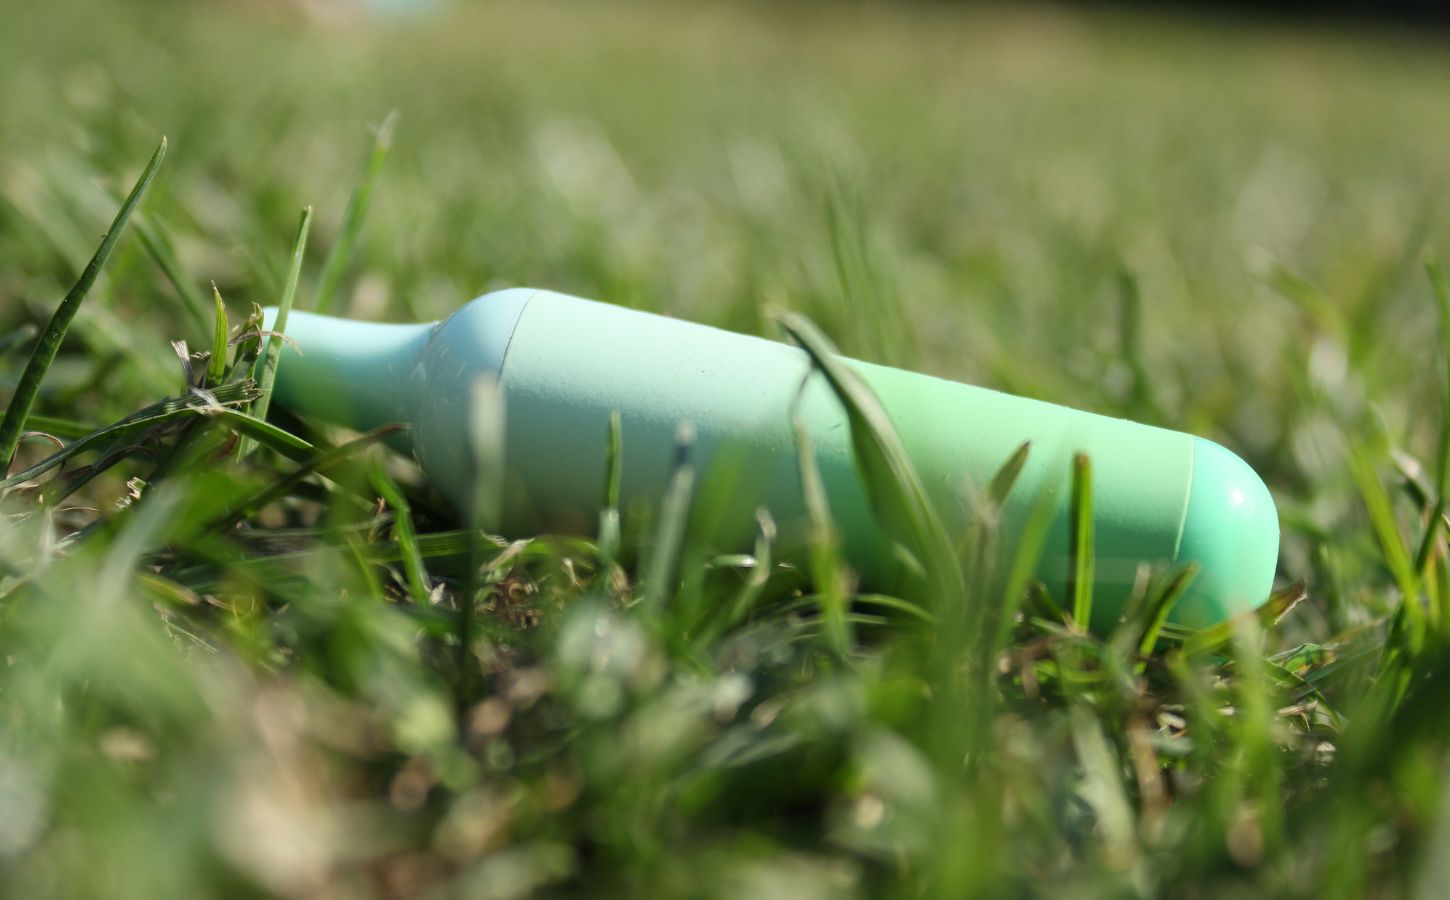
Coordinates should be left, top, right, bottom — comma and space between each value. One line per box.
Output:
494, 289, 540, 379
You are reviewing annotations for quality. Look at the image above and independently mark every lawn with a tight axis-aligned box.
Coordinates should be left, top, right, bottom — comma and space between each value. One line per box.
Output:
3, 0, 1450, 896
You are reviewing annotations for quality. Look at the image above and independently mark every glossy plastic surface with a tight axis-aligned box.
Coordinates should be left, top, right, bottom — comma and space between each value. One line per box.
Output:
264, 288, 1281, 628
1172, 437, 1281, 627
261, 288, 533, 448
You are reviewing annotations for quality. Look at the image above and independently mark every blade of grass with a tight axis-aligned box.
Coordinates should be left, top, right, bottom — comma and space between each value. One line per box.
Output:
1069, 702, 1139, 867
986, 441, 1032, 510
1117, 265, 1161, 421
1349, 443, 1423, 647
0, 137, 166, 474
371, 457, 432, 606
467, 376, 506, 533
133, 212, 211, 338
0, 381, 258, 491
641, 421, 695, 614
208, 425, 402, 534
226, 305, 266, 387
957, 442, 1032, 631
714, 508, 776, 637
785, 591, 933, 625
1259, 657, 1346, 730
1069, 452, 1095, 632
22, 414, 96, 440
792, 412, 851, 660
1173, 581, 1308, 656
460, 376, 507, 708
1236, 618, 1288, 855
776, 311, 963, 610
211, 407, 314, 459
1416, 256, 1450, 595
312, 112, 396, 315
247, 205, 312, 452
207, 286, 229, 387
1135, 563, 1199, 667
68, 302, 179, 396
42, 445, 157, 506
598, 410, 623, 572
992, 485, 1060, 659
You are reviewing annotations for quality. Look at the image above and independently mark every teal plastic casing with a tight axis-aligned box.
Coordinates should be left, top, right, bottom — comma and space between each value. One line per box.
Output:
263, 289, 1279, 631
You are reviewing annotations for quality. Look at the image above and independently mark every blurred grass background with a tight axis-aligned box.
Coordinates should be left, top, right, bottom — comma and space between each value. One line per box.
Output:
5, 0, 1450, 896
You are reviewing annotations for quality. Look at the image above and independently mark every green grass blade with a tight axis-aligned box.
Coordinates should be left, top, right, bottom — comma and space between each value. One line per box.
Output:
207, 286, 229, 387
1117, 265, 1159, 420
602, 409, 623, 510
642, 422, 695, 614
856, 593, 932, 622
776, 311, 963, 609
1, 381, 258, 491
993, 482, 1059, 657
1068, 452, 1095, 632
1259, 657, 1346, 730
22, 414, 96, 440
371, 458, 432, 606
717, 508, 776, 635
1069, 702, 1138, 865
250, 206, 312, 438
1135, 563, 1199, 664
793, 411, 851, 660
134, 212, 211, 338
467, 376, 506, 532
1415, 256, 1450, 594
460, 376, 507, 705
312, 113, 395, 315
212, 408, 314, 459
1175, 581, 1307, 656
986, 440, 1031, 510
1427, 254, 1450, 495
1349, 444, 1421, 636
598, 410, 623, 570
0, 136, 166, 474
208, 425, 401, 533
225, 305, 266, 387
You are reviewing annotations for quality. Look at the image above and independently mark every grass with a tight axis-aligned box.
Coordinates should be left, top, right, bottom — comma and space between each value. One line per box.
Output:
5, 0, 1450, 896
0, 136, 165, 473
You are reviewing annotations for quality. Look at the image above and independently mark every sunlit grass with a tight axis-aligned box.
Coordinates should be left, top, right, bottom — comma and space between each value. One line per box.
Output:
4, 0, 1450, 897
